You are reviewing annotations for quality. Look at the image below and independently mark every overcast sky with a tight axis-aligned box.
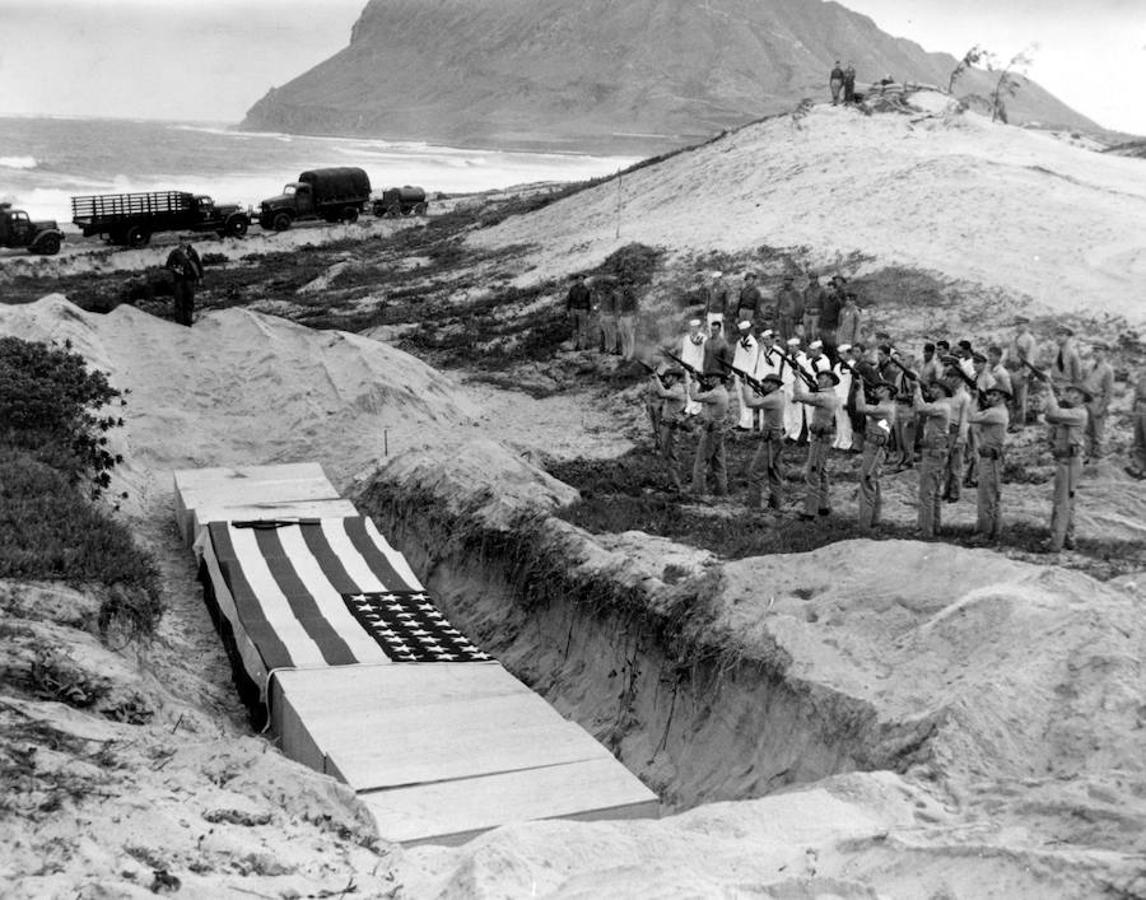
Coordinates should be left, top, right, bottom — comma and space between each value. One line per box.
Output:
1, 0, 1143, 134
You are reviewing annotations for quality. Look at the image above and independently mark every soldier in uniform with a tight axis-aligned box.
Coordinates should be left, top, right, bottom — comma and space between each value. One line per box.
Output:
1083, 340, 1115, 462
1050, 324, 1083, 385
1127, 364, 1146, 480
1044, 380, 1091, 552
594, 275, 620, 354
855, 379, 896, 531
775, 275, 802, 342
793, 369, 841, 519
802, 273, 826, 343
736, 272, 763, 332
941, 358, 973, 503
679, 318, 707, 416
167, 242, 203, 327
565, 273, 592, 349
743, 374, 787, 510
967, 386, 1011, 543
649, 367, 688, 493
912, 379, 954, 538
689, 372, 730, 498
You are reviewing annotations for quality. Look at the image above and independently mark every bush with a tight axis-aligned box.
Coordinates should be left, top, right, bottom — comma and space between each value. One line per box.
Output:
0, 336, 126, 497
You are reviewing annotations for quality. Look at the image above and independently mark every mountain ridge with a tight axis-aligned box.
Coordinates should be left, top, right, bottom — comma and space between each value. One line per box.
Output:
241, 0, 1099, 154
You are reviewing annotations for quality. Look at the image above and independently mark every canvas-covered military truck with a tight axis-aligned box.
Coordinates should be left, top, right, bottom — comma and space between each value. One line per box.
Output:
0, 203, 64, 255
256, 167, 371, 231
372, 185, 429, 217
71, 191, 250, 246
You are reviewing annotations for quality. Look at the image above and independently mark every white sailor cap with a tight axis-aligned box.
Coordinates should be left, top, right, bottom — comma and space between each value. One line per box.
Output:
837, 343, 853, 353
808, 339, 823, 350
737, 320, 751, 332
786, 337, 801, 347
759, 329, 774, 338
688, 318, 702, 327
711, 270, 723, 278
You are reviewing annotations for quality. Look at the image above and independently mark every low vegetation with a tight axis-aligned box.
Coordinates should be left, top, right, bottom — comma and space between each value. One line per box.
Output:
0, 337, 162, 637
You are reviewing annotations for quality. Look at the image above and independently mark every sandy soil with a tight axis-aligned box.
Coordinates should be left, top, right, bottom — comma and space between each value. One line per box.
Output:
2, 93, 1145, 898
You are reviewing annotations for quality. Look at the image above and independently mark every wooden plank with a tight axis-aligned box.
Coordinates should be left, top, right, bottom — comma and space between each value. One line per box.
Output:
358, 758, 659, 846
173, 463, 328, 491
186, 499, 359, 547
176, 478, 341, 544
269, 677, 326, 773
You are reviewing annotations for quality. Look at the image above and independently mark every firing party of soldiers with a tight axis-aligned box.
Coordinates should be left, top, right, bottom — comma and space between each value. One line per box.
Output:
566, 263, 1142, 556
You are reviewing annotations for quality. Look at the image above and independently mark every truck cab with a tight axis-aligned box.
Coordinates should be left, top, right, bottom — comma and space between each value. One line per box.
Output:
0, 202, 64, 255
257, 167, 371, 231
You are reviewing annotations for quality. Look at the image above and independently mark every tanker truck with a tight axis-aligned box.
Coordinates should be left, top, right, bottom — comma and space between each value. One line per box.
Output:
256, 167, 371, 231
372, 185, 429, 217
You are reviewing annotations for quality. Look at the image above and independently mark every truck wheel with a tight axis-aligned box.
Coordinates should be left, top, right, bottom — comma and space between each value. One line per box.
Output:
226, 215, 249, 237
413, 202, 428, 215
272, 212, 292, 232
126, 226, 150, 247
372, 203, 386, 218
341, 207, 359, 224
34, 235, 62, 255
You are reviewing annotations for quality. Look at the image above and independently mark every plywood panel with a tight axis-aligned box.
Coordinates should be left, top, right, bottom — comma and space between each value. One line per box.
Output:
358, 758, 659, 846
177, 477, 340, 528
173, 463, 328, 491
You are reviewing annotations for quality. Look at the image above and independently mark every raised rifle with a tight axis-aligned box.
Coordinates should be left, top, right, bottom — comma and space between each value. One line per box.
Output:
1021, 358, 1049, 384
716, 357, 770, 396
945, 361, 980, 394
836, 356, 878, 389
637, 359, 669, 387
779, 348, 819, 391
660, 348, 704, 380
888, 351, 920, 383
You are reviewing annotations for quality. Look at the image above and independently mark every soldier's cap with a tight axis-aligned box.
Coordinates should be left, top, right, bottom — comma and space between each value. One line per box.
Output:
816, 370, 841, 386
936, 340, 951, 350
737, 320, 752, 332
1013, 315, 1030, 325
759, 374, 784, 387
1056, 324, 1075, 336
1064, 382, 1093, 401
971, 351, 988, 363
711, 270, 723, 278
808, 339, 823, 350
1091, 339, 1111, 351
759, 328, 775, 338
927, 380, 955, 397
786, 337, 801, 347
831, 274, 848, 284
836, 343, 853, 353
781, 273, 794, 281
688, 318, 702, 327
984, 385, 1012, 400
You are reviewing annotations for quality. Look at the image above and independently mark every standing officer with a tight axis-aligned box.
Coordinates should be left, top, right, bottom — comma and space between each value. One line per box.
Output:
743, 374, 787, 510
793, 369, 841, 519
1044, 381, 1091, 552
967, 386, 1011, 543
1005, 316, 1038, 429
167, 242, 203, 327
736, 272, 763, 332
913, 379, 954, 538
565, 273, 592, 349
775, 275, 801, 342
689, 372, 730, 498
1083, 340, 1115, 463
855, 379, 897, 531
1050, 324, 1083, 385
649, 367, 688, 493
1127, 364, 1146, 480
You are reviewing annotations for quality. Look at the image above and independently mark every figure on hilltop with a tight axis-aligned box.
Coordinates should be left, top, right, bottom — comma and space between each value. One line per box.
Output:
843, 62, 857, 104
829, 61, 845, 105
166, 242, 203, 328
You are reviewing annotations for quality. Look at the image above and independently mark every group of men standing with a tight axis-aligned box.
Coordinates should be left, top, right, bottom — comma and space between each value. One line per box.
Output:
645, 308, 1123, 555
565, 272, 640, 360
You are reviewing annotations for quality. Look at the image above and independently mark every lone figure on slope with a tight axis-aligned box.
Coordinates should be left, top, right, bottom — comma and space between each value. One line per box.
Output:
166, 242, 203, 328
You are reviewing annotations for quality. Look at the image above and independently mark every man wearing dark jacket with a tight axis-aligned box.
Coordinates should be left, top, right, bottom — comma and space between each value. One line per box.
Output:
167, 242, 203, 327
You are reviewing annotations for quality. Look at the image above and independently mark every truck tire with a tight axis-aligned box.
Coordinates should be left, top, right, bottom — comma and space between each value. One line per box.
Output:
126, 226, 150, 247
413, 202, 428, 215
372, 202, 386, 218
272, 212, 292, 232
33, 234, 62, 255
225, 215, 249, 237
341, 206, 359, 224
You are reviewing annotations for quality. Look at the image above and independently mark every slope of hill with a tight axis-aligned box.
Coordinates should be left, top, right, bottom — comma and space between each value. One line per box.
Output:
240, 0, 1098, 152
471, 91, 1146, 323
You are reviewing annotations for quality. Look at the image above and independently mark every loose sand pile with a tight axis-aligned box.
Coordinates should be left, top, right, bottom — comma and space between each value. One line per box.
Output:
473, 91, 1146, 322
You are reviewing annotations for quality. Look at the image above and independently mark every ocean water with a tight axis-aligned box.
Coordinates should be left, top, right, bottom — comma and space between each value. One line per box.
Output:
0, 116, 640, 226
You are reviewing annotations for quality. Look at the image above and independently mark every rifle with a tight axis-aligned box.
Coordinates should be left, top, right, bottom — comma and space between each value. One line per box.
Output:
888, 352, 920, 383
1020, 358, 1049, 384
660, 348, 704, 380
637, 359, 669, 387
716, 357, 770, 396
778, 348, 819, 391
944, 362, 980, 394
836, 356, 879, 389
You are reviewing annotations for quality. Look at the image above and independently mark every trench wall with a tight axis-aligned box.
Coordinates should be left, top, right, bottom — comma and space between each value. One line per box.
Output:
355, 480, 938, 809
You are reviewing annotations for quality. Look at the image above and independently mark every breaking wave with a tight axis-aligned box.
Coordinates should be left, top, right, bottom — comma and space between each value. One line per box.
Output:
0, 156, 37, 170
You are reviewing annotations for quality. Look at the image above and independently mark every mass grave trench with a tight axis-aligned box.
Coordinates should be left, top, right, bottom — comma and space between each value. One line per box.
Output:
353, 471, 937, 812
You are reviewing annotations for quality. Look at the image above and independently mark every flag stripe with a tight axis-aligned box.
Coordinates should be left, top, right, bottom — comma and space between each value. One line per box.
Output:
328, 518, 411, 592
252, 526, 358, 666
278, 524, 390, 664
208, 523, 294, 671
344, 516, 422, 590
225, 525, 327, 667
